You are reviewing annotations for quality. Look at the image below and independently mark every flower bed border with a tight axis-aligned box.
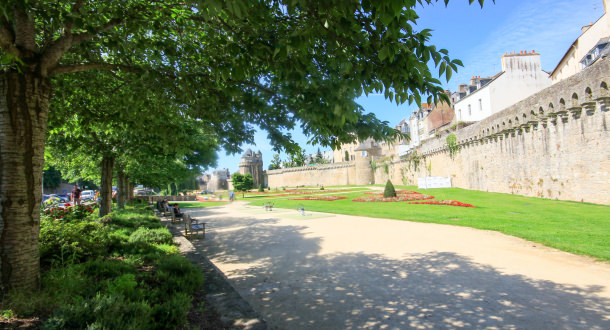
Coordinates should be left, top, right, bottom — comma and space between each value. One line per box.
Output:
353, 190, 434, 202
289, 196, 347, 201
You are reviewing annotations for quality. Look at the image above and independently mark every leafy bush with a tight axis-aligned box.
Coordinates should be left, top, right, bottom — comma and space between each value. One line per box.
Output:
383, 180, 397, 198
42, 204, 96, 222
128, 227, 173, 246
154, 255, 204, 296
151, 292, 191, 327
19, 205, 203, 328
44, 293, 153, 330
82, 258, 137, 280
258, 184, 264, 192
447, 133, 459, 158
39, 219, 110, 266
110, 211, 162, 229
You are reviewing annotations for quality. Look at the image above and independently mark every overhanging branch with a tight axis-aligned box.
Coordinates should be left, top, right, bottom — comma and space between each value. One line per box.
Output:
49, 62, 141, 75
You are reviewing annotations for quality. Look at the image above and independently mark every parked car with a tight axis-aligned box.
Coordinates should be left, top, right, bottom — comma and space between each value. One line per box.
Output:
53, 194, 70, 203
42, 194, 60, 207
80, 190, 95, 201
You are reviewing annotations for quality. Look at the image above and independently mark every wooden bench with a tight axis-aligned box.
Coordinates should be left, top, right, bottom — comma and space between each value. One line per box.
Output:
263, 201, 275, 211
170, 210, 183, 224
184, 214, 205, 238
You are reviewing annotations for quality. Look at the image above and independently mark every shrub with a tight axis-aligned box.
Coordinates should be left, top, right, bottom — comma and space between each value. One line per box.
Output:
44, 293, 153, 329
151, 293, 191, 327
110, 212, 161, 229
320, 185, 325, 190
82, 258, 136, 280
39, 219, 110, 265
258, 184, 264, 192
383, 180, 397, 198
128, 227, 173, 246
19, 205, 201, 329
154, 255, 203, 296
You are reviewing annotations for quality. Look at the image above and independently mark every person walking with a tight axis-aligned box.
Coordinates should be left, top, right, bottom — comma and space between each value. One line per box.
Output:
71, 185, 82, 206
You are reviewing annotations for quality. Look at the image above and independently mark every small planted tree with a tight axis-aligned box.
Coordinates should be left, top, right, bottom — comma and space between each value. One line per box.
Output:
383, 180, 397, 198
233, 173, 254, 198
258, 184, 264, 192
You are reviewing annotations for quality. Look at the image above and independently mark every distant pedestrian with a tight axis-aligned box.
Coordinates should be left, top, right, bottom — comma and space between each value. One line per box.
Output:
72, 185, 82, 206
230, 191, 235, 202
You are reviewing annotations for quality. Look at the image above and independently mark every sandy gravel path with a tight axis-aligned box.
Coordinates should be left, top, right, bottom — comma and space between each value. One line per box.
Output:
187, 202, 610, 329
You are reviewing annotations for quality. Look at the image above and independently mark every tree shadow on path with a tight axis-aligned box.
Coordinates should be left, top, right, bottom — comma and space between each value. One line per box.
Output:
187, 209, 610, 329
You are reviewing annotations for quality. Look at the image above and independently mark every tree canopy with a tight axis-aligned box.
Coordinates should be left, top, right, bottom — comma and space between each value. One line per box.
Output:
0, 0, 487, 292
232, 172, 254, 197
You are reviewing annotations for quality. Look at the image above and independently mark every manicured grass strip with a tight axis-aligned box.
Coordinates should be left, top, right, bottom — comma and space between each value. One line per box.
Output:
248, 186, 610, 261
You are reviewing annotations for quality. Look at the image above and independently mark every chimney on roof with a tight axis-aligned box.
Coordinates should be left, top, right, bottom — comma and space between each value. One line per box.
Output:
581, 22, 593, 34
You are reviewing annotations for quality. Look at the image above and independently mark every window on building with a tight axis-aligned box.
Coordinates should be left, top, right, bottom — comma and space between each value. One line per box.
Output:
479, 99, 482, 112
458, 109, 461, 120
468, 105, 472, 116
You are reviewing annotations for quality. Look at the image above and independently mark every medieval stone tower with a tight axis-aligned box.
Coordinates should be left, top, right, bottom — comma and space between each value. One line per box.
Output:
239, 149, 264, 188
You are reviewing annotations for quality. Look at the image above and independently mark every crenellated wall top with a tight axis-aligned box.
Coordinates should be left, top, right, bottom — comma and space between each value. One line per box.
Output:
266, 162, 355, 174
418, 58, 610, 154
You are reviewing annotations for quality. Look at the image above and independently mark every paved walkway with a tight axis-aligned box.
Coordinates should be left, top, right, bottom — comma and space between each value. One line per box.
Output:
185, 202, 610, 329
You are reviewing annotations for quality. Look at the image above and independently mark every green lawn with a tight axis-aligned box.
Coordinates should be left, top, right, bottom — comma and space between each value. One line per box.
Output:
247, 186, 610, 261
175, 201, 229, 208
237, 187, 366, 199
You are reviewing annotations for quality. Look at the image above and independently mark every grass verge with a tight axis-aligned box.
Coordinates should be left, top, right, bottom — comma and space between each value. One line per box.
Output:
248, 186, 610, 261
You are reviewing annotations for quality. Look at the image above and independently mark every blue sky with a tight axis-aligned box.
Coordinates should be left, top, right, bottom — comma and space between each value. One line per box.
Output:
210, 0, 604, 173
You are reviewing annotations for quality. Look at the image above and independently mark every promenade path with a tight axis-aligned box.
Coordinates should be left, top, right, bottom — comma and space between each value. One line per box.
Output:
186, 202, 610, 329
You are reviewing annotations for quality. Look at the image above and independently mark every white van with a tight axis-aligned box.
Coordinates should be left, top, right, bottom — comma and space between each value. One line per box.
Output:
80, 190, 95, 201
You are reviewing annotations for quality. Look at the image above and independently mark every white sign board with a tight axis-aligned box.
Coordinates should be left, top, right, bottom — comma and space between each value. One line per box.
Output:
418, 176, 452, 189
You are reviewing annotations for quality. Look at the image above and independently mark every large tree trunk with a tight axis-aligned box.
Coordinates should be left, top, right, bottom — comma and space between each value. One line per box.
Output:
0, 71, 51, 293
99, 155, 114, 217
128, 181, 134, 199
116, 168, 127, 209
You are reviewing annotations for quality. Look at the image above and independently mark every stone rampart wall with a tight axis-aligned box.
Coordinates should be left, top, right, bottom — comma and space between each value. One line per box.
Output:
266, 162, 356, 188
375, 58, 610, 204
263, 59, 609, 204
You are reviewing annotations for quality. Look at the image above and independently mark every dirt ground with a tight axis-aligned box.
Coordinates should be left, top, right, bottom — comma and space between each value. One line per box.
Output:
182, 202, 610, 329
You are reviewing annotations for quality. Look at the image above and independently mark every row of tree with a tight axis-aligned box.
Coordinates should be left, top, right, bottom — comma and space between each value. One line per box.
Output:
268, 148, 331, 170
0, 0, 480, 293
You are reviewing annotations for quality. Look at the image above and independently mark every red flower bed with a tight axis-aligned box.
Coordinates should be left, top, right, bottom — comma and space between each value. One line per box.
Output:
353, 190, 475, 207
43, 204, 95, 221
353, 190, 434, 202
289, 196, 347, 201
409, 200, 476, 208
